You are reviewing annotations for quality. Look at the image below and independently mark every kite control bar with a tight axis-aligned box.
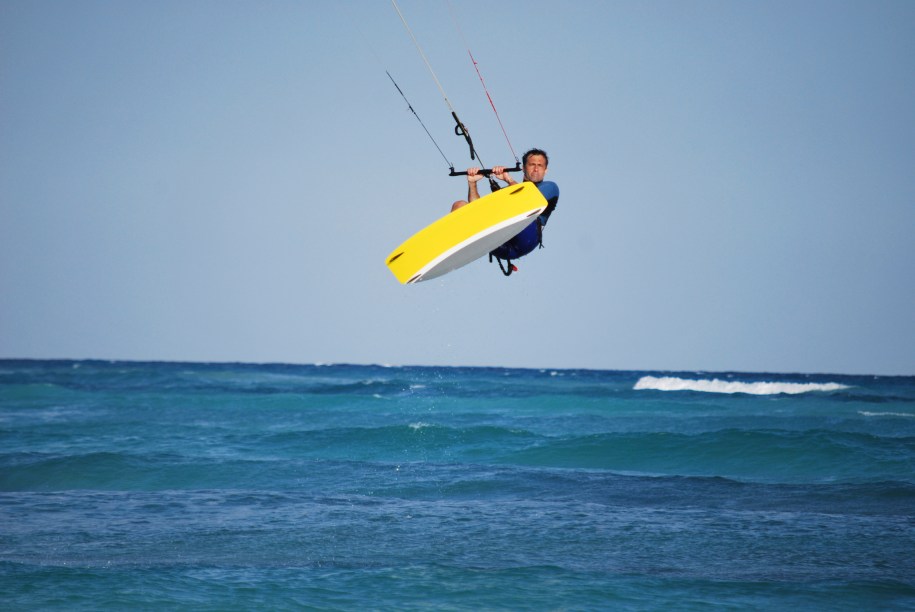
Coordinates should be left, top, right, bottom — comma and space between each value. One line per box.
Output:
449, 162, 522, 177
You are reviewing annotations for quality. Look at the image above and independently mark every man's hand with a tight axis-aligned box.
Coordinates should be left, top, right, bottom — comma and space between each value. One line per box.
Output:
491, 166, 515, 185
466, 167, 483, 202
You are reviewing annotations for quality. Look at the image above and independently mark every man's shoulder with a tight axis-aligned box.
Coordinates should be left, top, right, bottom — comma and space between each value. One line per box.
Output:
536, 180, 559, 199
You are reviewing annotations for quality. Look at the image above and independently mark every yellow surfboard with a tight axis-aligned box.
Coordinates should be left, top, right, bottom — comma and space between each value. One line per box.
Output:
386, 182, 547, 284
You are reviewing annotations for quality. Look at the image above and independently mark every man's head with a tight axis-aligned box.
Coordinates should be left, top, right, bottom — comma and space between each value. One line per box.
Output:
522, 148, 549, 183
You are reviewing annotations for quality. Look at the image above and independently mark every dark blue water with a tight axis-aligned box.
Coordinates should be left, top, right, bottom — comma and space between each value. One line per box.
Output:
2, 360, 914, 609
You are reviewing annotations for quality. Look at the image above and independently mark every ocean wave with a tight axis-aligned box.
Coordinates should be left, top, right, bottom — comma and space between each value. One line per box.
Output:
504, 428, 915, 484
634, 376, 849, 395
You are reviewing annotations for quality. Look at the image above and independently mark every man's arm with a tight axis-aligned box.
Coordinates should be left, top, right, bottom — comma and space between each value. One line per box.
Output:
466, 167, 484, 202
491, 166, 517, 186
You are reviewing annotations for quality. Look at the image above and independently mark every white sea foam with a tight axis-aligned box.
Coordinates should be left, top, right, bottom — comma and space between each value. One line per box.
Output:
634, 376, 849, 395
859, 411, 915, 418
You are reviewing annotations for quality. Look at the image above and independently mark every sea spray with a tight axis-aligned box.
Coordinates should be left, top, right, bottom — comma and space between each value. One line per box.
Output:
634, 375, 850, 395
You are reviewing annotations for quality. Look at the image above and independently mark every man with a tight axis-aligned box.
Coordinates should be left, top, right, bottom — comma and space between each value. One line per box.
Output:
451, 148, 559, 271
451, 148, 553, 211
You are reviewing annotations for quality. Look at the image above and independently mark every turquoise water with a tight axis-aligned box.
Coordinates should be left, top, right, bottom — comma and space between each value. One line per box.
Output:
2, 360, 914, 610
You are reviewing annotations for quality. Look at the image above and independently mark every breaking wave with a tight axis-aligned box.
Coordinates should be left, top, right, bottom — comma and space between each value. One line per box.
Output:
634, 376, 849, 395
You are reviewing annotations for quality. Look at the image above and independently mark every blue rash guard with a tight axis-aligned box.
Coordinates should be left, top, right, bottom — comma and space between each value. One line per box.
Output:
490, 180, 559, 261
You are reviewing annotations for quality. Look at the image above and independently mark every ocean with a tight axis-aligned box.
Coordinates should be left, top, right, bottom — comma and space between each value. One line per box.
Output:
1, 360, 913, 610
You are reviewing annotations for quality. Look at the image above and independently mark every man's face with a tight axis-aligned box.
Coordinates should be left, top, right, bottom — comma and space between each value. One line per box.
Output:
523, 154, 548, 183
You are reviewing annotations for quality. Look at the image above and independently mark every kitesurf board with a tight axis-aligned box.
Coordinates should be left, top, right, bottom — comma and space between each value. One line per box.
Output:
386, 182, 547, 284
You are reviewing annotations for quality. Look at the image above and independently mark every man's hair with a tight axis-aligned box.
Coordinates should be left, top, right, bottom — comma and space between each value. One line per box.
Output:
523, 148, 549, 167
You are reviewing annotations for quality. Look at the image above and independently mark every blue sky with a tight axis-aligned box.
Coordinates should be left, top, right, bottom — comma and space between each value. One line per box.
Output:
1, 0, 913, 375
